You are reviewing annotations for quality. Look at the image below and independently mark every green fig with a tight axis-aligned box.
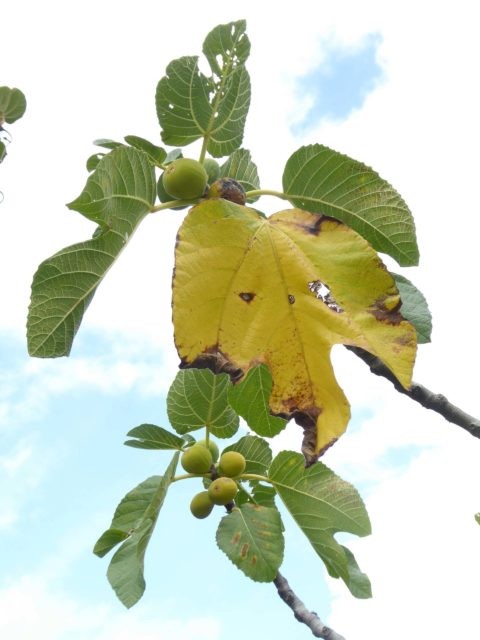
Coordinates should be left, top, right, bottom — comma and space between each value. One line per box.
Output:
162, 157, 208, 200
203, 157, 220, 183
218, 451, 246, 477
190, 491, 214, 519
197, 438, 220, 463
208, 476, 238, 505
157, 174, 187, 210
207, 178, 246, 205
181, 444, 213, 474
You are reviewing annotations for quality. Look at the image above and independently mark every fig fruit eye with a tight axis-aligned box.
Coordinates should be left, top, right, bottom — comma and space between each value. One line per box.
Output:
218, 451, 246, 477
162, 157, 208, 200
208, 476, 238, 505
181, 444, 213, 474
190, 491, 215, 519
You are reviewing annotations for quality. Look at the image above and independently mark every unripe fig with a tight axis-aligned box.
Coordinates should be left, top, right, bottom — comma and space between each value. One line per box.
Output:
208, 476, 238, 505
207, 178, 246, 205
181, 444, 213, 474
162, 158, 208, 200
157, 174, 187, 210
190, 491, 214, 519
219, 451, 246, 477
197, 438, 220, 463
203, 158, 220, 183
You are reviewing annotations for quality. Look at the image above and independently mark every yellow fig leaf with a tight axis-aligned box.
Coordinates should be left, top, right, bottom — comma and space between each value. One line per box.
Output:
173, 199, 417, 462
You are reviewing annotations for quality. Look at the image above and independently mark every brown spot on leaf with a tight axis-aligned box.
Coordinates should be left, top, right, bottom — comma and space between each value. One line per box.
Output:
232, 532, 241, 545
288, 294, 295, 304
181, 346, 244, 382
239, 292, 255, 303
241, 543, 249, 558
251, 555, 257, 566
369, 294, 404, 325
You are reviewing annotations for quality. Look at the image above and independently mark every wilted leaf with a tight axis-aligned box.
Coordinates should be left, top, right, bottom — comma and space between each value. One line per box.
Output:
392, 273, 432, 344
167, 368, 239, 438
173, 198, 417, 460
216, 503, 284, 582
283, 144, 419, 266
269, 451, 371, 597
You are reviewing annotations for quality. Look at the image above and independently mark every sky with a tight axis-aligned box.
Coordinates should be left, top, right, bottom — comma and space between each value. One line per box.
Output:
2, 1, 480, 639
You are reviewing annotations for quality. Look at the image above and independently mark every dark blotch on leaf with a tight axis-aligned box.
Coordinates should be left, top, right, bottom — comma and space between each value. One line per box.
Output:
288, 294, 295, 304
239, 292, 255, 303
183, 347, 243, 382
241, 543, 249, 558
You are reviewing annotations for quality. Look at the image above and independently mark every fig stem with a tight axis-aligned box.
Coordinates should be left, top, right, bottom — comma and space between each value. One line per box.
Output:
245, 189, 289, 201
239, 473, 271, 484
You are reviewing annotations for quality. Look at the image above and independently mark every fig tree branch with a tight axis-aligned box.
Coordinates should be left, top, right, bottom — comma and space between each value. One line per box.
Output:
348, 347, 480, 438
274, 572, 346, 639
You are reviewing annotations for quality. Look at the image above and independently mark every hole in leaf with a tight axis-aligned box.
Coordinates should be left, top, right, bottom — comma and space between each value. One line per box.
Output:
308, 280, 343, 313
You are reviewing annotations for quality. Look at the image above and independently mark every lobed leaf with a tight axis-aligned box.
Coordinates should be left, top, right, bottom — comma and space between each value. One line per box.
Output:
156, 20, 250, 157
283, 144, 419, 266
223, 435, 273, 476
268, 451, 371, 597
0, 86, 27, 124
167, 368, 239, 438
173, 198, 417, 460
228, 364, 287, 437
216, 503, 284, 582
124, 424, 185, 450
96, 453, 179, 608
392, 273, 432, 344
27, 147, 155, 357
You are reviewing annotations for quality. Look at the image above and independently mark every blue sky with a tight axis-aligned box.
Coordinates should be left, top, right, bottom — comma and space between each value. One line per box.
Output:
292, 34, 383, 132
2, 2, 480, 640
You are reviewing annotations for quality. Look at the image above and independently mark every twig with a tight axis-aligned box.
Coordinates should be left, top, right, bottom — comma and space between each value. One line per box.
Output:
274, 572, 346, 639
348, 347, 480, 438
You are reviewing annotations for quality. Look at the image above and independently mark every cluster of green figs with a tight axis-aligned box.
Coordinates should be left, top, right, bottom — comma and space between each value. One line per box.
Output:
180, 439, 247, 519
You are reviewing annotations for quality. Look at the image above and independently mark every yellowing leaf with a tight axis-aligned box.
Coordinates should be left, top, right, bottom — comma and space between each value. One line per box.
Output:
173, 199, 416, 462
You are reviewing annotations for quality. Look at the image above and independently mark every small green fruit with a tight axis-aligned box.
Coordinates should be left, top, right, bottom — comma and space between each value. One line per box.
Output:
197, 438, 220, 463
157, 174, 187, 210
162, 158, 208, 200
190, 491, 214, 519
181, 444, 213, 474
208, 477, 238, 505
203, 158, 220, 183
208, 178, 246, 205
219, 451, 246, 477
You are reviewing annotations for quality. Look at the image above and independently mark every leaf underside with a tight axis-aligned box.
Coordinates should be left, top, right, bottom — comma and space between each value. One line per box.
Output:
269, 451, 371, 597
283, 144, 419, 267
173, 198, 417, 461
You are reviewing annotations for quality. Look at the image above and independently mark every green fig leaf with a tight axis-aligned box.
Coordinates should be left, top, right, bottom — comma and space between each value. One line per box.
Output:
98, 453, 179, 608
228, 364, 287, 437
222, 435, 272, 476
216, 503, 284, 582
124, 424, 185, 450
167, 368, 239, 438
0, 86, 27, 124
124, 135, 166, 165
269, 451, 371, 597
156, 20, 250, 157
283, 144, 419, 266
392, 273, 432, 344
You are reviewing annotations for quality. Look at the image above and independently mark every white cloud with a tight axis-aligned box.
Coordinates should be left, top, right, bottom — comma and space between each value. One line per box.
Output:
0, 575, 221, 640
